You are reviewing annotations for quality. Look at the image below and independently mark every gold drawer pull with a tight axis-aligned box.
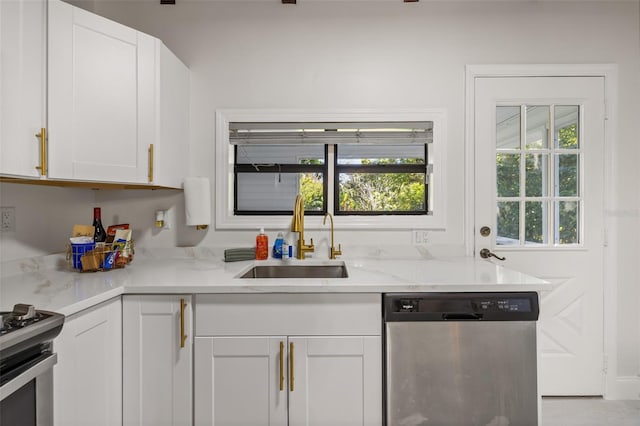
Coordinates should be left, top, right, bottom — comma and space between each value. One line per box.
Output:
148, 144, 154, 182
279, 341, 285, 391
180, 298, 187, 348
35, 128, 47, 175
289, 342, 294, 392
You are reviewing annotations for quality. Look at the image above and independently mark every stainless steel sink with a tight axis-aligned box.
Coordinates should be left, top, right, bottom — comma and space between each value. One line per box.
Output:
239, 263, 348, 279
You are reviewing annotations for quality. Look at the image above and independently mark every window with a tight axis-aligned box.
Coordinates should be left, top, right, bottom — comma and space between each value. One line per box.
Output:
231, 122, 432, 216
335, 144, 429, 215
216, 110, 447, 229
234, 144, 327, 215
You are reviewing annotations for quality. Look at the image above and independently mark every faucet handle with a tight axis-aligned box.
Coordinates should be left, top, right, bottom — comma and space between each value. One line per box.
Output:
331, 243, 342, 259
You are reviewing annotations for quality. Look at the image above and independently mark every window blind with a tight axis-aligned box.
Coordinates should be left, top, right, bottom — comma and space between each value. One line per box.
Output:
229, 121, 433, 145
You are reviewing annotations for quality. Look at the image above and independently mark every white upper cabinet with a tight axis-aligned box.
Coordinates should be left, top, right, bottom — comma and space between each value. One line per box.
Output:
153, 43, 189, 188
48, 0, 155, 184
1, 0, 188, 187
0, 0, 47, 178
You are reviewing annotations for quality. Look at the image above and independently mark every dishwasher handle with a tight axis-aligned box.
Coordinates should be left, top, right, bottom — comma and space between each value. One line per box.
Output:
441, 313, 483, 321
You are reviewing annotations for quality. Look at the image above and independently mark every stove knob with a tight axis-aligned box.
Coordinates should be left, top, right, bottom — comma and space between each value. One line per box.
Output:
12, 304, 36, 321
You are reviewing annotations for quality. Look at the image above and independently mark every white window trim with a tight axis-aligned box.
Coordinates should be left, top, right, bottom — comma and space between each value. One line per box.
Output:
215, 108, 447, 230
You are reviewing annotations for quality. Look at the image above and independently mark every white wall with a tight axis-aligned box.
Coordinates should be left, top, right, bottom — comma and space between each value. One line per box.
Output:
0, 184, 95, 259
1, 0, 638, 396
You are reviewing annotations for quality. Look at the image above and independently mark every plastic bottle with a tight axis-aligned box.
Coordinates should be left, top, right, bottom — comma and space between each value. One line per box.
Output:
282, 239, 290, 260
272, 232, 284, 259
256, 228, 268, 260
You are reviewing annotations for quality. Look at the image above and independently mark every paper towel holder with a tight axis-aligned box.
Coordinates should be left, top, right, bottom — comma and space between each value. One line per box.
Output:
184, 177, 211, 230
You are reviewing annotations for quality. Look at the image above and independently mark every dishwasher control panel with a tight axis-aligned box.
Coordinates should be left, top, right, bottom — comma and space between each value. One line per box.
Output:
384, 292, 539, 322
475, 297, 532, 312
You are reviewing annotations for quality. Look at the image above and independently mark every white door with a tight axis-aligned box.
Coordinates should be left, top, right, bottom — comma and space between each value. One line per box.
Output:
474, 76, 606, 395
288, 336, 381, 426
0, 0, 46, 178
54, 298, 122, 426
123, 295, 192, 426
48, 0, 154, 183
194, 336, 288, 426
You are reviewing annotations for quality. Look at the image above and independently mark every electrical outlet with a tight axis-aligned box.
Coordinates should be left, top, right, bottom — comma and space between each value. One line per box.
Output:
412, 229, 429, 245
1, 207, 16, 232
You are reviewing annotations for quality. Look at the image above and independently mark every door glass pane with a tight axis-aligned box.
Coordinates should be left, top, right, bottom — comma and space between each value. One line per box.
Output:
525, 153, 548, 197
525, 201, 547, 245
555, 106, 579, 149
526, 106, 549, 149
496, 106, 520, 150
497, 201, 520, 245
492, 103, 582, 248
557, 201, 579, 244
556, 154, 579, 196
496, 154, 520, 197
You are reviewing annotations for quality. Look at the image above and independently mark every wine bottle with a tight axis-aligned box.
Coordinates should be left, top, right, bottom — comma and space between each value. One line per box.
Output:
93, 207, 107, 243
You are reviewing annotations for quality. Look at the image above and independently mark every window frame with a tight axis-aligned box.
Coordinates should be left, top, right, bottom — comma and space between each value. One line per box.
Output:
215, 109, 447, 230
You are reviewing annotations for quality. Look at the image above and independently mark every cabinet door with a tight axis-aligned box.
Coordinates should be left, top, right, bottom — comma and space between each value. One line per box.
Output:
153, 43, 189, 189
53, 298, 122, 426
123, 295, 192, 426
0, 0, 46, 178
288, 336, 382, 426
194, 336, 288, 426
48, 0, 154, 183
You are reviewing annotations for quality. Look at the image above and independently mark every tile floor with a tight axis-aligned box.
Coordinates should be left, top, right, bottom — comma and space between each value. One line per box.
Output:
542, 397, 640, 426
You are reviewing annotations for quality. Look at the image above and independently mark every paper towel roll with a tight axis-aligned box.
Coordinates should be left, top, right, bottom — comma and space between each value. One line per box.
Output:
184, 177, 211, 227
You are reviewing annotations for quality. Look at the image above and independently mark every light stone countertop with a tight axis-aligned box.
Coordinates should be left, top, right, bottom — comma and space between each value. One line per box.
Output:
0, 246, 547, 317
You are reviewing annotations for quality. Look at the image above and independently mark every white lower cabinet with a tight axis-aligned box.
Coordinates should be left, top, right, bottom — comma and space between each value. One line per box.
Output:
53, 297, 122, 426
288, 336, 381, 426
194, 294, 382, 426
122, 295, 193, 426
195, 336, 288, 425
195, 335, 381, 426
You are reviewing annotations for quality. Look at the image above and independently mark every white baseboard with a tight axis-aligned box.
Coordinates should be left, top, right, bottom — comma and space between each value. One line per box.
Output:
606, 376, 640, 400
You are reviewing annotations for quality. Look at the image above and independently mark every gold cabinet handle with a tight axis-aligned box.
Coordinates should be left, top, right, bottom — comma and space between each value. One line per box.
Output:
35, 128, 47, 175
148, 144, 154, 182
279, 341, 285, 391
180, 298, 187, 348
289, 342, 294, 392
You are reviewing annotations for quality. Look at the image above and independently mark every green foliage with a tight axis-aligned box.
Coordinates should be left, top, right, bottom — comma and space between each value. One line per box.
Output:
298, 156, 426, 213
337, 158, 425, 212
338, 173, 425, 212
496, 122, 579, 245
300, 173, 323, 211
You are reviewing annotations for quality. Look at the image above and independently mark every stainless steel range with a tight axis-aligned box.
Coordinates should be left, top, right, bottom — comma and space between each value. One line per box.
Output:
0, 304, 65, 426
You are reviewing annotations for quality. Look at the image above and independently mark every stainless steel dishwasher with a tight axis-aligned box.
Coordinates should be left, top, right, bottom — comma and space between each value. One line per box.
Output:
384, 292, 539, 426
